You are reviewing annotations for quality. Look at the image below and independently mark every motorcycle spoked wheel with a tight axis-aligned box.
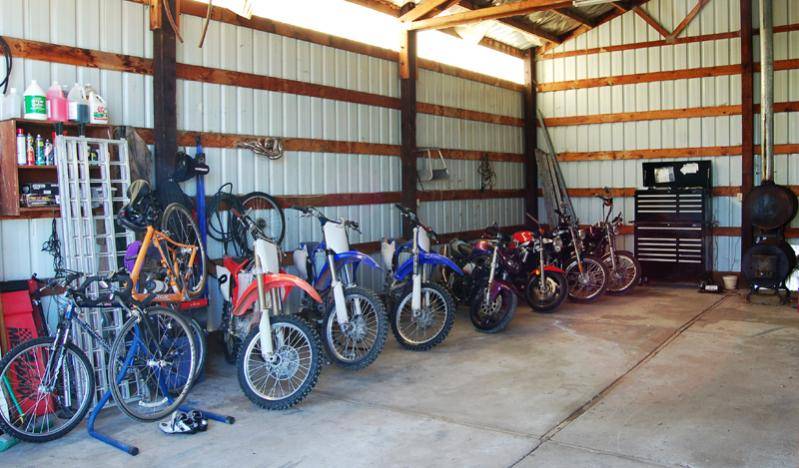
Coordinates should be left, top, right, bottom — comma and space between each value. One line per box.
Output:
322, 287, 388, 370
469, 284, 518, 334
391, 282, 456, 351
564, 255, 609, 303
524, 270, 568, 313
602, 250, 641, 295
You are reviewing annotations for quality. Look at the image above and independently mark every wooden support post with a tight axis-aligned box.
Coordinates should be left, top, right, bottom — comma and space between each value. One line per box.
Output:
523, 48, 538, 222
741, 0, 754, 264
400, 3, 418, 238
152, 0, 178, 204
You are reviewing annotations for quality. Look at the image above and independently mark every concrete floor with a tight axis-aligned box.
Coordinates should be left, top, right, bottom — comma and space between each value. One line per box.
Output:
4, 286, 799, 467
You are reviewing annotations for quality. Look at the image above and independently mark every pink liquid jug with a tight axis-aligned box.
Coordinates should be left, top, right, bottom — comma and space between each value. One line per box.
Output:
46, 82, 68, 122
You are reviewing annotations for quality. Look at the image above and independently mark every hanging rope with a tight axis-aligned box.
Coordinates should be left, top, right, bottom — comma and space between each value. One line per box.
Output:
236, 137, 285, 160
478, 153, 495, 192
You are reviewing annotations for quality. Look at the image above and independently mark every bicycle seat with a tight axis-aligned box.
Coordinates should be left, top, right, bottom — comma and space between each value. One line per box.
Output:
118, 180, 159, 231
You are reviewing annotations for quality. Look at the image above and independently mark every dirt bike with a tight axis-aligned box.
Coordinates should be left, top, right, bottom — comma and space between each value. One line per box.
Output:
380, 204, 461, 351
292, 206, 388, 370
222, 207, 323, 410
583, 188, 641, 294
551, 209, 609, 302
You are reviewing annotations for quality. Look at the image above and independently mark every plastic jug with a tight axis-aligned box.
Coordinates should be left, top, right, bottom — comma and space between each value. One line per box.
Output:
23, 80, 47, 121
67, 83, 89, 124
46, 82, 68, 122
2, 88, 21, 120
86, 86, 108, 124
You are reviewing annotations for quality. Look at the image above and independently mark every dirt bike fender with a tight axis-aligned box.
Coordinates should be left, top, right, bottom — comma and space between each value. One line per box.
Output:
233, 273, 322, 317
394, 251, 463, 281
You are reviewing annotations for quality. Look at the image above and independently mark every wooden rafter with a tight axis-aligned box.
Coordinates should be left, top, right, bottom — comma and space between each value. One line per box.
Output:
633, 6, 670, 37
399, 0, 455, 22
553, 7, 596, 27
406, 0, 572, 31
668, 0, 710, 41
345, 0, 400, 16
458, 0, 561, 44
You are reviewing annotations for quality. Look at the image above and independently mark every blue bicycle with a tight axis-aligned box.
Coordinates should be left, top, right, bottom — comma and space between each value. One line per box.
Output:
0, 272, 196, 442
292, 206, 388, 370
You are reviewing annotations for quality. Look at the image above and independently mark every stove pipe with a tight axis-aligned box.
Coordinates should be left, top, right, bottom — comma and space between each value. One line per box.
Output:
760, 0, 774, 182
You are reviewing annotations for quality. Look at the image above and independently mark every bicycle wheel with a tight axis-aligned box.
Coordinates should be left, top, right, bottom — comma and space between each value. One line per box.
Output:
323, 287, 388, 370
161, 202, 207, 297
0, 337, 94, 442
188, 316, 207, 382
107, 307, 196, 422
237, 192, 285, 251
391, 282, 455, 351
237, 315, 322, 410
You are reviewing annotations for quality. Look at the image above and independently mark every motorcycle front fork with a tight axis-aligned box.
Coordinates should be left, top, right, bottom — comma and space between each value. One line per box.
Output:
485, 248, 499, 303
606, 231, 618, 270
328, 252, 359, 327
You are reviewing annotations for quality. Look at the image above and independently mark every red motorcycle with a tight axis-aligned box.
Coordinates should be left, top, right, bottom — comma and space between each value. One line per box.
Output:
468, 223, 568, 333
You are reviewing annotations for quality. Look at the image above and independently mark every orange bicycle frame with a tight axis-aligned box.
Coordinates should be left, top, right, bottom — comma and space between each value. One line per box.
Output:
128, 225, 200, 303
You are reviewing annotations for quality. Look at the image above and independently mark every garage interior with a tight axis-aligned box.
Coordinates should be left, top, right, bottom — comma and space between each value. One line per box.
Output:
0, 0, 797, 466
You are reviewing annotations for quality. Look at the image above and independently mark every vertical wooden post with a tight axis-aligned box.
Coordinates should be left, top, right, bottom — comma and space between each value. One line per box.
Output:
523, 47, 538, 222
740, 0, 754, 265
399, 3, 418, 238
152, 0, 178, 204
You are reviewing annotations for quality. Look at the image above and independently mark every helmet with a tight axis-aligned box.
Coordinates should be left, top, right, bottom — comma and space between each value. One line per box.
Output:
117, 180, 159, 231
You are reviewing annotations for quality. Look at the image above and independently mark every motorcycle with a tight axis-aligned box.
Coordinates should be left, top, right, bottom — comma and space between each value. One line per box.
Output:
551, 209, 609, 302
292, 206, 388, 370
583, 189, 641, 294
225, 207, 323, 410
510, 216, 569, 313
381, 204, 462, 351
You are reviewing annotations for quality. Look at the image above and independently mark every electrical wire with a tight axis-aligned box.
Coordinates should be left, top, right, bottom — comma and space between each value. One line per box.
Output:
41, 219, 64, 276
0, 36, 12, 95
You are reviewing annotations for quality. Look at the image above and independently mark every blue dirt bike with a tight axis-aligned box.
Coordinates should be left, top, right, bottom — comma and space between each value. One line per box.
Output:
292, 206, 388, 370
381, 204, 462, 351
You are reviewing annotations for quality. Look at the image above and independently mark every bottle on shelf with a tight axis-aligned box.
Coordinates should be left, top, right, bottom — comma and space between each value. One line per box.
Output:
86, 85, 109, 124
26, 133, 34, 165
46, 82, 68, 122
1, 88, 21, 120
16, 129, 26, 165
67, 83, 89, 124
23, 80, 47, 121
35, 134, 45, 165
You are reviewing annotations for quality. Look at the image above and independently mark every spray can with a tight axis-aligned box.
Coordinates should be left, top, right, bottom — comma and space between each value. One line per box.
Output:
26, 133, 34, 165
16, 129, 26, 165
35, 134, 45, 165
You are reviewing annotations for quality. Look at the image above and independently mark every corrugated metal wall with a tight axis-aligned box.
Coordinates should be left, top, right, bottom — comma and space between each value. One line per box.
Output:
0, 0, 523, 282
537, 0, 798, 273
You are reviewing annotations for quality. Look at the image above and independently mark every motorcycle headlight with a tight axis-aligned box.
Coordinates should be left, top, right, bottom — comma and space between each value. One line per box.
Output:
578, 228, 586, 239
553, 237, 563, 252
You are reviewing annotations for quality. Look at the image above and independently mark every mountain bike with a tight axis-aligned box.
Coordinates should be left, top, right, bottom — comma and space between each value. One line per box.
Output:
381, 204, 461, 351
292, 206, 388, 370
0, 272, 197, 442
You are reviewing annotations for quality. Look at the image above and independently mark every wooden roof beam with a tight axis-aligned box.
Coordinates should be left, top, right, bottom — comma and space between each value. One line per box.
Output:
553, 7, 597, 27
399, 0, 457, 22
633, 5, 670, 38
458, 0, 562, 44
668, 0, 710, 41
406, 0, 573, 31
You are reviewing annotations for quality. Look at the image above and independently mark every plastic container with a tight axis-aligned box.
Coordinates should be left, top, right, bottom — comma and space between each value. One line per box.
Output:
86, 85, 108, 124
16, 129, 26, 165
722, 275, 738, 290
46, 82, 68, 122
67, 83, 89, 124
23, 80, 47, 120
3, 88, 21, 119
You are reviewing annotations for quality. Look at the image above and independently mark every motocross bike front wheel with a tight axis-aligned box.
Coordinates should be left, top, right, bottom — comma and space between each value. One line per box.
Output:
391, 282, 456, 351
603, 250, 641, 295
469, 283, 518, 333
524, 270, 568, 313
237, 315, 322, 410
323, 287, 388, 370
564, 255, 609, 303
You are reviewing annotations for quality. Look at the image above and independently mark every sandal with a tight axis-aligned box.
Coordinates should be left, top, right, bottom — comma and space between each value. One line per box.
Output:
159, 411, 198, 435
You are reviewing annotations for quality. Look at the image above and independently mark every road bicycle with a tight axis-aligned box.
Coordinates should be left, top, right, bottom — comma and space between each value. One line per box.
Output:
0, 271, 197, 442
227, 207, 323, 409
381, 204, 461, 351
292, 206, 388, 370
583, 188, 640, 294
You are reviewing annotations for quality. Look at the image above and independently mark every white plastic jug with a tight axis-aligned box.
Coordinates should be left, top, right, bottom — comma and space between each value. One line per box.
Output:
23, 80, 47, 120
87, 86, 109, 124
2, 88, 21, 120
67, 83, 89, 123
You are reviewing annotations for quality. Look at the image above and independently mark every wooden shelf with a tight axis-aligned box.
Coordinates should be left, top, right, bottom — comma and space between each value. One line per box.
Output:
18, 165, 57, 170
